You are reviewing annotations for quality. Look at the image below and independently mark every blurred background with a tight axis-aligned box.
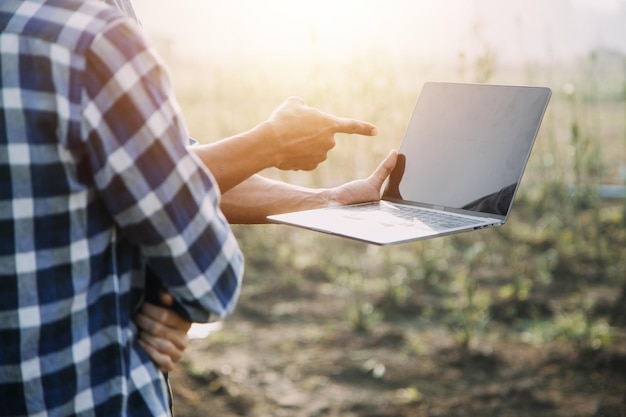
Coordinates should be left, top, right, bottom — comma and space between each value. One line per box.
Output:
133, 1, 626, 416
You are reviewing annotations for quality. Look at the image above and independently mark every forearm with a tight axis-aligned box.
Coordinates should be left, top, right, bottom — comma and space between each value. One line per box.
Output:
221, 174, 332, 224
191, 97, 379, 194
190, 122, 277, 193
220, 150, 398, 224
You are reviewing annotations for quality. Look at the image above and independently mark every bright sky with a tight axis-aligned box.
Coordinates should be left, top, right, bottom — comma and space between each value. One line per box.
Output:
132, 0, 626, 65
572, 0, 624, 13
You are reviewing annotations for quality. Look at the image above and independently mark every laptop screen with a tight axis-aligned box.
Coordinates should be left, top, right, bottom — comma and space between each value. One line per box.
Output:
383, 82, 551, 218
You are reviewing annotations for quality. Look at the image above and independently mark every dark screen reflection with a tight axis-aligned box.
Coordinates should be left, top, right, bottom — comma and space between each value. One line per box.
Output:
382, 83, 550, 218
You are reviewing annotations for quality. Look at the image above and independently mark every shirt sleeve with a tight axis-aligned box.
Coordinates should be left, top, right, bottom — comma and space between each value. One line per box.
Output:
81, 17, 243, 321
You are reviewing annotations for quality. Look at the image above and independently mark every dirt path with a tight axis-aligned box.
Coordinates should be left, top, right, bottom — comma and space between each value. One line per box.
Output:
168, 274, 626, 417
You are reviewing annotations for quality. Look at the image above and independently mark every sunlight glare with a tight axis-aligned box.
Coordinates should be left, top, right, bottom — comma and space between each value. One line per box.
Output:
133, 0, 626, 67
133, 0, 467, 63
571, 0, 625, 14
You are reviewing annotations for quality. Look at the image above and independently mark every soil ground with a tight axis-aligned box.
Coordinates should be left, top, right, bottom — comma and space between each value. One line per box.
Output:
167, 256, 626, 417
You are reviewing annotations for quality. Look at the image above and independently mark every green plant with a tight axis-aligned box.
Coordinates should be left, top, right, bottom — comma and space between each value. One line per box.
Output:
444, 242, 492, 351
554, 309, 613, 353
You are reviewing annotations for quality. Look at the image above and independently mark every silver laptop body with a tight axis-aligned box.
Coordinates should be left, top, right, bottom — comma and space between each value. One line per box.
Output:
268, 82, 552, 245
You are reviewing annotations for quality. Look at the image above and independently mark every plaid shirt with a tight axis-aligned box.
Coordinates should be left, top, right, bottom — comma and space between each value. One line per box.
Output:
0, 1, 244, 416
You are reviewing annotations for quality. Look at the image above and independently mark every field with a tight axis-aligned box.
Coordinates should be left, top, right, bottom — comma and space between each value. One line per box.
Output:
161, 48, 626, 416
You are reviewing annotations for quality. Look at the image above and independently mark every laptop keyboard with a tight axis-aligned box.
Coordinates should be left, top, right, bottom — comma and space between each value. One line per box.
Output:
345, 203, 482, 231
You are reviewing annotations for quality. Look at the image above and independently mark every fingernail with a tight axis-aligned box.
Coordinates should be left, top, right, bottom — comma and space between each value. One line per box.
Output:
371, 127, 378, 135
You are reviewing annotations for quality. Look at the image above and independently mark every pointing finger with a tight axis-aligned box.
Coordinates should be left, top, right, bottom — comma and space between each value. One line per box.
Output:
333, 117, 378, 136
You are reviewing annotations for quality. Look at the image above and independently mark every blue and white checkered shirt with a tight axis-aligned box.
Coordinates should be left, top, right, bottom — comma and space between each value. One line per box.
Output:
0, 1, 244, 416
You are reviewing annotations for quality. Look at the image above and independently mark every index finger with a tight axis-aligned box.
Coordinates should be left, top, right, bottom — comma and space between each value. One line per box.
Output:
333, 116, 378, 137
141, 302, 190, 331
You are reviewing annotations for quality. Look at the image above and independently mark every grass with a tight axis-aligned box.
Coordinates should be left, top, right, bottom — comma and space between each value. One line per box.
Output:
133, 11, 626, 413
164, 42, 626, 358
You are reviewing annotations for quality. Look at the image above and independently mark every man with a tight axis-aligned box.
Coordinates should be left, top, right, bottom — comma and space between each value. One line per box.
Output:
0, 1, 244, 415
0, 1, 396, 416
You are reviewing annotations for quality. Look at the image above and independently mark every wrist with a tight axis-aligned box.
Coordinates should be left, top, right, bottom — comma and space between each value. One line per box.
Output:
319, 187, 341, 208
254, 120, 283, 168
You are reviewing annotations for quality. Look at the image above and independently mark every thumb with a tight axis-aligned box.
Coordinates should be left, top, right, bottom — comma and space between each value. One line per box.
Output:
369, 150, 398, 186
159, 290, 175, 307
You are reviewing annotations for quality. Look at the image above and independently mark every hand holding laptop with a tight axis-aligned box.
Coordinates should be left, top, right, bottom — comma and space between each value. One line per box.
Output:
327, 149, 399, 206
269, 82, 552, 245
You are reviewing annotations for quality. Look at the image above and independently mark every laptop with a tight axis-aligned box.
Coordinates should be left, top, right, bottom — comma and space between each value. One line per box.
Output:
268, 82, 552, 245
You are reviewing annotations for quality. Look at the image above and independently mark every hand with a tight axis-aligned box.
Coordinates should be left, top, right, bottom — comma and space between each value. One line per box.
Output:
134, 291, 191, 373
190, 96, 379, 193
328, 150, 398, 206
267, 96, 378, 171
